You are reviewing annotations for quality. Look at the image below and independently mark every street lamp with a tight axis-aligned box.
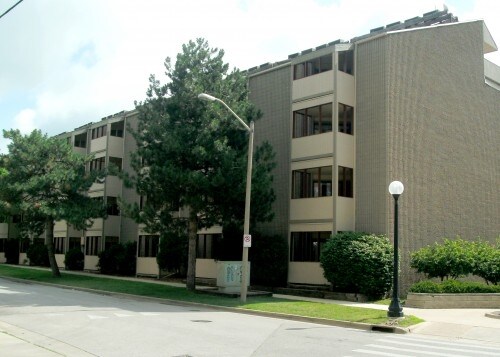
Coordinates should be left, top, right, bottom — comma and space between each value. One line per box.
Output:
198, 93, 254, 303
388, 180, 404, 318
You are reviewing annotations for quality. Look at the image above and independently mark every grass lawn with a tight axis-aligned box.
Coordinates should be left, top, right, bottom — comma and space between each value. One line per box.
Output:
0, 264, 423, 328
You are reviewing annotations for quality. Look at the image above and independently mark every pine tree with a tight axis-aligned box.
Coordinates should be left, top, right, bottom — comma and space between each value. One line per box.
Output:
1, 129, 106, 277
124, 38, 276, 290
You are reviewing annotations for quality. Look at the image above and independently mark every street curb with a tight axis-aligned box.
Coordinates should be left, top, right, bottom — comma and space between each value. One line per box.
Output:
0, 276, 409, 334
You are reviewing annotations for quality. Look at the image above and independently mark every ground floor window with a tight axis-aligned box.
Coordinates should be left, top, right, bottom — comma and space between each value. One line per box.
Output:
69, 237, 81, 250
53, 237, 64, 254
0, 239, 5, 252
290, 231, 330, 262
86, 236, 101, 256
138, 235, 159, 257
104, 236, 119, 250
196, 234, 221, 259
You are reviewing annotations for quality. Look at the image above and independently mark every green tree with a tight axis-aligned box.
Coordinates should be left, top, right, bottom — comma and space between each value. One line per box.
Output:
0, 129, 106, 277
123, 38, 276, 291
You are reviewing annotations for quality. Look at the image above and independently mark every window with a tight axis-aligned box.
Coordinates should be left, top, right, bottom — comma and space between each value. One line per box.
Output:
106, 197, 120, 216
139, 195, 145, 211
196, 234, 221, 259
74, 133, 87, 148
338, 50, 354, 75
293, 103, 332, 138
290, 232, 330, 262
104, 236, 119, 250
20, 239, 30, 253
89, 157, 105, 172
86, 236, 101, 256
338, 103, 354, 135
0, 239, 5, 253
108, 157, 123, 173
91, 125, 107, 140
292, 166, 332, 199
110, 121, 124, 137
294, 54, 333, 80
69, 237, 81, 250
138, 235, 159, 257
53, 237, 64, 254
338, 166, 353, 197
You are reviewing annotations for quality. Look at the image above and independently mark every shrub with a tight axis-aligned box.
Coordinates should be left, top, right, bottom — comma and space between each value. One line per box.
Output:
26, 243, 50, 267
472, 241, 499, 285
4, 238, 20, 264
64, 247, 84, 270
211, 223, 288, 287
409, 279, 500, 293
98, 242, 136, 276
410, 238, 475, 281
320, 232, 393, 299
249, 232, 288, 287
411, 238, 499, 284
216, 223, 244, 261
157, 229, 188, 275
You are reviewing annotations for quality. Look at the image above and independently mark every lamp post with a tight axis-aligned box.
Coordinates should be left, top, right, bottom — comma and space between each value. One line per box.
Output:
198, 93, 253, 303
388, 180, 404, 318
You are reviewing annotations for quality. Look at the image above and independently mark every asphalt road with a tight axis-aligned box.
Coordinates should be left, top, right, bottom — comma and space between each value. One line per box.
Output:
1, 278, 499, 357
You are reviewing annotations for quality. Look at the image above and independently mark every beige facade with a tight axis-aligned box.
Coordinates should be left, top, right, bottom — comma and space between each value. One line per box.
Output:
247, 12, 499, 290
355, 20, 500, 290
52, 110, 141, 272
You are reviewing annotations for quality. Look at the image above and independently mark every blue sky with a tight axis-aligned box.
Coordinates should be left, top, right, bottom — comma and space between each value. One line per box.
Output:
0, 0, 499, 153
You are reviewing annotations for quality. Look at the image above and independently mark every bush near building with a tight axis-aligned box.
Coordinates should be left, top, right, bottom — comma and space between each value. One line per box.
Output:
97, 242, 136, 276
217, 223, 289, 287
64, 247, 84, 271
26, 243, 50, 267
4, 239, 20, 264
157, 229, 188, 276
410, 238, 499, 285
249, 232, 288, 287
320, 232, 393, 299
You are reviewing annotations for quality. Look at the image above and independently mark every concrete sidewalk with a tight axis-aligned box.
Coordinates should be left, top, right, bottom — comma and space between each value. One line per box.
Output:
274, 293, 500, 345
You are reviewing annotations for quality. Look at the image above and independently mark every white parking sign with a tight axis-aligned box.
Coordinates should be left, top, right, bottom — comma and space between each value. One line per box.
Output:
243, 234, 252, 247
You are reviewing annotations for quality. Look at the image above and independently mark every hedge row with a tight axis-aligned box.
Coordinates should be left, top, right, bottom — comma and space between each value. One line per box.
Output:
409, 279, 500, 294
410, 238, 499, 285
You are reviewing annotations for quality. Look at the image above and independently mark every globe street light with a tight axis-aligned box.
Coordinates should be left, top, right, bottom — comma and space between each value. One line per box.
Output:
388, 180, 404, 318
198, 93, 253, 303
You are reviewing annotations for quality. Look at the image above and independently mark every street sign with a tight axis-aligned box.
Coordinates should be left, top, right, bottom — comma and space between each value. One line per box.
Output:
243, 234, 252, 247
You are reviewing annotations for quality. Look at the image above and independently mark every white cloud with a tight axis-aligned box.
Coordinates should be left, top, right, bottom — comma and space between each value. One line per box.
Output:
13, 109, 37, 134
0, 0, 498, 150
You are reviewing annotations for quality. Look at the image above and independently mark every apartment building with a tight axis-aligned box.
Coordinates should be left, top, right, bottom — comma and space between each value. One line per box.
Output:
247, 9, 499, 289
1, 9, 498, 291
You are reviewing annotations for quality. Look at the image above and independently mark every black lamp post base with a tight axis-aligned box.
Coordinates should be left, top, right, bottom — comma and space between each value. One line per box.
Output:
388, 300, 404, 318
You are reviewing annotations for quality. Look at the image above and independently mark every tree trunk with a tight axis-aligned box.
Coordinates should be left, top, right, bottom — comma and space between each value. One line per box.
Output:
186, 212, 198, 291
45, 218, 61, 277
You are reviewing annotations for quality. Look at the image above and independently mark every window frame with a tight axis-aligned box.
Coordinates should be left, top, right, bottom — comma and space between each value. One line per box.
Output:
293, 54, 333, 80
290, 231, 330, 262
293, 103, 333, 138
338, 103, 354, 135
292, 166, 333, 199
338, 166, 354, 198
85, 236, 101, 256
